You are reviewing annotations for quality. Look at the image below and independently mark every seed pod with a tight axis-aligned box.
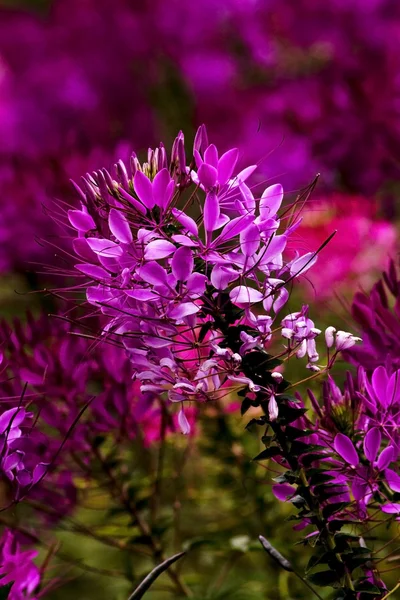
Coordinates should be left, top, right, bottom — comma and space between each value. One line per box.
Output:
259, 535, 293, 572
127, 551, 186, 600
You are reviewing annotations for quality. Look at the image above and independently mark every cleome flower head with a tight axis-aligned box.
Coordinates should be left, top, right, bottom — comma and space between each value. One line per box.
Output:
59, 126, 325, 428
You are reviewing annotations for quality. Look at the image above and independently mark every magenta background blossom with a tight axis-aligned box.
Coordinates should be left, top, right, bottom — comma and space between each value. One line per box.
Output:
295, 196, 397, 301
0, 0, 399, 279
0, 530, 41, 600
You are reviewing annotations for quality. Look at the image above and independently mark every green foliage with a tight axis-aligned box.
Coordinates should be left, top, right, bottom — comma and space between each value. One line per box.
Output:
0, 583, 12, 600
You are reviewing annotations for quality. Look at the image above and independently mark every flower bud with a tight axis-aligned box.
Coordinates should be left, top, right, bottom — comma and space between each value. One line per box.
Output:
325, 326, 336, 348
271, 372, 283, 383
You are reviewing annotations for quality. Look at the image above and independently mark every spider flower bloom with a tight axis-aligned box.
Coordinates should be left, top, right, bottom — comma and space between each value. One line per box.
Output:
62, 126, 322, 423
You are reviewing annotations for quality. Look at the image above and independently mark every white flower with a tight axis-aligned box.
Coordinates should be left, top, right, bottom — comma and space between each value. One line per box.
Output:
335, 330, 362, 351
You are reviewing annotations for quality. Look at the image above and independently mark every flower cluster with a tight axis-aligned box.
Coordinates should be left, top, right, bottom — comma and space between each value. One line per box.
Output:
60, 126, 341, 432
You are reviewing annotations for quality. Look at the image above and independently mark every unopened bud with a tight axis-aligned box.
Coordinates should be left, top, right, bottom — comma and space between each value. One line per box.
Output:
325, 326, 336, 348
271, 372, 283, 383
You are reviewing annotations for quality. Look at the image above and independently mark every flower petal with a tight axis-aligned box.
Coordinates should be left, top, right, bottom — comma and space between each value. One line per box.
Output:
198, 163, 218, 190
109, 208, 133, 244
290, 252, 317, 277
171, 209, 198, 236
382, 503, 400, 514
230, 286, 263, 306
259, 184, 283, 220
169, 303, 199, 320
204, 191, 220, 232
68, 209, 96, 232
272, 483, 296, 501
217, 148, 239, 186
371, 366, 389, 403
334, 433, 359, 466
204, 143, 218, 167
144, 240, 176, 260
178, 408, 191, 435
153, 168, 174, 209
186, 273, 208, 295
214, 214, 254, 246
211, 264, 238, 290
138, 261, 168, 285
377, 446, 394, 470
385, 468, 400, 493
240, 223, 260, 256
171, 247, 194, 281
75, 263, 110, 280
86, 238, 123, 257
134, 170, 154, 208
364, 427, 381, 463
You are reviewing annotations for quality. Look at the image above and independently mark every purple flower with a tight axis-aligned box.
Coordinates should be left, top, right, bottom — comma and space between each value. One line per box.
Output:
0, 529, 41, 599
62, 126, 322, 421
346, 259, 400, 372
281, 305, 321, 363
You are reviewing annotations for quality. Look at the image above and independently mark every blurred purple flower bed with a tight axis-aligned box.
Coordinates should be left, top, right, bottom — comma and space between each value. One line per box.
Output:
0, 0, 399, 277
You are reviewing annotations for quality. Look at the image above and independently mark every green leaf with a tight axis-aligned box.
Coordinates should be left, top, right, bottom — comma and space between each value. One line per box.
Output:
309, 472, 336, 486
240, 397, 253, 415
284, 426, 311, 439
302, 452, 329, 466
245, 417, 265, 430
0, 583, 13, 600
261, 435, 274, 447
253, 447, 282, 461
306, 552, 333, 572
277, 405, 308, 424
273, 471, 298, 484
334, 532, 361, 544
290, 494, 306, 507
307, 570, 341, 587
322, 502, 348, 520
354, 581, 382, 595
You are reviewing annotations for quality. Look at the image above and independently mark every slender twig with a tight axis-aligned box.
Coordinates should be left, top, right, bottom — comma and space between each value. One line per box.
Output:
382, 582, 400, 599
91, 442, 192, 597
151, 399, 168, 524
